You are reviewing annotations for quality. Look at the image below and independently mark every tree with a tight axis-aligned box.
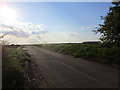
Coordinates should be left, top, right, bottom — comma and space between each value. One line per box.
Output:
0, 34, 8, 45
93, 1, 120, 46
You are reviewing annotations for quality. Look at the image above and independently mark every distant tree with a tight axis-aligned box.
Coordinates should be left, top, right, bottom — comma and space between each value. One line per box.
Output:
93, 1, 120, 46
0, 33, 8, 45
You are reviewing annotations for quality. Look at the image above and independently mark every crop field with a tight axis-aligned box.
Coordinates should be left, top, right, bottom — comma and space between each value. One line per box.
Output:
39, 43, 120, 64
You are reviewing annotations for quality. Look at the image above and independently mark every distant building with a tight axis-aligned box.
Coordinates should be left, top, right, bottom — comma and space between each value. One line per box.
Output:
82, 41, 101, 44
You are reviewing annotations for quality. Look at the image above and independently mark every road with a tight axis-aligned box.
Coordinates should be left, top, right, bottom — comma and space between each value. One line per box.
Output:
26, 46, 118, 88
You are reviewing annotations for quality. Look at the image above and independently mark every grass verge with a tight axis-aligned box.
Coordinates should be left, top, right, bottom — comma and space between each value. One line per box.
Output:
2, 46, 31, 88
39, 43, 120, 64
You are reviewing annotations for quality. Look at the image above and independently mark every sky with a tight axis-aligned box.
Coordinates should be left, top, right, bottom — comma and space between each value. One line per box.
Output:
0, 2, 112, 44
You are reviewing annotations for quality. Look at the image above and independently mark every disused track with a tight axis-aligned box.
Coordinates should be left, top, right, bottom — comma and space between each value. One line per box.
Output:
26, 46, 119, 88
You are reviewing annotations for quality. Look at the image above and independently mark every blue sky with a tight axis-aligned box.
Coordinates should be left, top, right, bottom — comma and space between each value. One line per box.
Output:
0, 2, 112, 44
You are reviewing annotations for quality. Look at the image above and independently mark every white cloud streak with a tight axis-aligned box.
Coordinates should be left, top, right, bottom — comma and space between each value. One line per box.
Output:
61, 32, 78, 37
0, 23, 48, 37
0, 22, 49, 44
80, 25, 97, 31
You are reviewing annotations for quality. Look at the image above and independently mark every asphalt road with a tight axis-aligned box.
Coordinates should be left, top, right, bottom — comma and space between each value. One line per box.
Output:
26, 46, 118, 88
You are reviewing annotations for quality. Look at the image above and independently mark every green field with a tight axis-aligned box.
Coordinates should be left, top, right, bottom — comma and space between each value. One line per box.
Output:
39, 43, 120, 64
2, 46, 31, 88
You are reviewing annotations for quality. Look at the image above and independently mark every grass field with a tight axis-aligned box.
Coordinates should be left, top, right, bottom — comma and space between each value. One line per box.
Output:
39, 43, 120, 64
2, 46, 31, 88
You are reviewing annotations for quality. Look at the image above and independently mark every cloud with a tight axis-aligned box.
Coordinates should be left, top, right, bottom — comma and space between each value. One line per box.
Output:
32, 30, 48, 35
80, 25, 97, 31
0, 23, 48, 36
61, 32, 78, 37
0, 22, 49, 44
0, 3, 49, 44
